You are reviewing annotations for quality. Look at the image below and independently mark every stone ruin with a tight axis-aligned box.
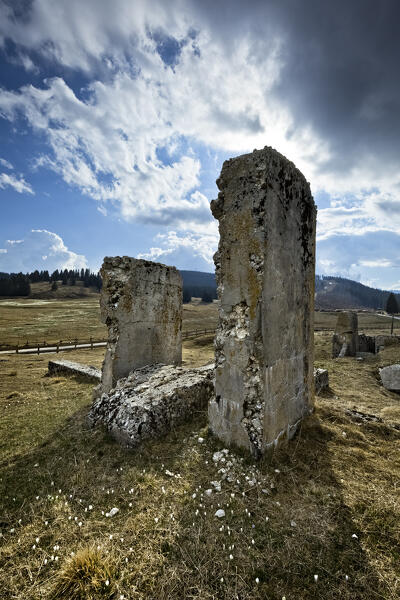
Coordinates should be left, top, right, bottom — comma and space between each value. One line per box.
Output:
208, 146, 316, 457
332, 311, 359, 358
331, 311, 396, 358
95, 256, 182, 396
90, 147, 318, 456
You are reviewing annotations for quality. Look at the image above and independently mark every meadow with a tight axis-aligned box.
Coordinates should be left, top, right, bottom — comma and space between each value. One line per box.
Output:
0, 301, 399, 599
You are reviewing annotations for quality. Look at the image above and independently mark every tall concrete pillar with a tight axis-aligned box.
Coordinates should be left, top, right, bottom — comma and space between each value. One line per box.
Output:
208, 146, 316, 457
98, 256, 182, 395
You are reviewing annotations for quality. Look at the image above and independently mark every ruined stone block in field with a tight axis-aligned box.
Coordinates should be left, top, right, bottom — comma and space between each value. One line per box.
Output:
332, 311, 359, 357
89, 364, 214, 447
98, 256, 182, 395
208, 146, 316, 457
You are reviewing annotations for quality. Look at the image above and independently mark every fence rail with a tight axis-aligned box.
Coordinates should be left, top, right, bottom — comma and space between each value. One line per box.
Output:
1, 323, 395, 355
0, 328, 217, 355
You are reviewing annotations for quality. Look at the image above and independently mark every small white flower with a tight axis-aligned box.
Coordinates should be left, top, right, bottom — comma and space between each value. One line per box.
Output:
154, 517, 159, 523
78, 522, 82, 527
255, 577, 260, 584
229, 554, 233, 560
220, 577, 224, 583
352, 533, 358, 539
105, 579, 109, 586
314, 574, 318, 582
290, 520, 297, 527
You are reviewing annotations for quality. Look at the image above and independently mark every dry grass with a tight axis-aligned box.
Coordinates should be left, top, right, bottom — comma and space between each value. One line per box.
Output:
0, 305, 399, 599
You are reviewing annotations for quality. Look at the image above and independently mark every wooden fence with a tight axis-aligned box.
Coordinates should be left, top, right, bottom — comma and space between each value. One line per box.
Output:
0, 328, 217, 355
1, 323, 395, 355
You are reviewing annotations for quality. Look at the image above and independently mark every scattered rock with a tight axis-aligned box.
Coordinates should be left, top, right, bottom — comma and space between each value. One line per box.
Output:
380, 364, 400, 392
314, 368, 329, 394
215, 509, 225, 518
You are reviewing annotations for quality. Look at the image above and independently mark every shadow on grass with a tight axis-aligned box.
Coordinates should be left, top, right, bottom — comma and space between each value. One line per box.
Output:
0, 399, 397, 600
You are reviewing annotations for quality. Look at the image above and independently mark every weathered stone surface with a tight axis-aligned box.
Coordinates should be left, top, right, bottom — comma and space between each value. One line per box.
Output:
48, 359, 101, 382
332, 311, 359, 358
98, 256, 182, 396
380, 364, 400, 392
375, 335, 400, 353
89, 364, 214, 447
208, 146, 316, 457
314, 368, 329, 394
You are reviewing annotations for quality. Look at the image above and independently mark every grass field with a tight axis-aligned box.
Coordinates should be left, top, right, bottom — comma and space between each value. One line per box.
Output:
0, 296, 396, 348
0, 303, 399, 599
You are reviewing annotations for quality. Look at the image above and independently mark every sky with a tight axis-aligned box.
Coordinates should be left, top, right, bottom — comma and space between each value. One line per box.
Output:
0, 0, 399, 290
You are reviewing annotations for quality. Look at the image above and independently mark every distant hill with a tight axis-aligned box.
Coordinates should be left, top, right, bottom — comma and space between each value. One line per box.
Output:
1, 268, 399, 310
315, 275, 400, 310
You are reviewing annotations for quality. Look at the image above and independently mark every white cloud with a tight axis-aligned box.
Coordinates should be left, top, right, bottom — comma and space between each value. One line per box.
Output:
138, 227, 218, 271
0, 1, 399, 284
0, 172, 34, 194
0, 158, 13, 169
0, 230, 87, 272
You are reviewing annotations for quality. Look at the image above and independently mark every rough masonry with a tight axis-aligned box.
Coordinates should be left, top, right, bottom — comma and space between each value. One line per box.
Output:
89, 364, 214, 446
332, 311, 359, 357
208, 146, 316, 457
97, 256, 182, 396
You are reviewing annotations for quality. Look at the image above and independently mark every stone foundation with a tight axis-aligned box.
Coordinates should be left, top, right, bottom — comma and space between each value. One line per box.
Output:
97, 256, 182, 395
208, 146, 316, 457
89, 364, 214, 447
48, 360, 101, 382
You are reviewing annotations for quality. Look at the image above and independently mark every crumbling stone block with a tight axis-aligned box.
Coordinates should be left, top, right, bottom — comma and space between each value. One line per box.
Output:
89, 364, 214, 447
332, 311, 359, 358
314, 368, 329, 395
97, 256, 182, 396
48, 359, 101, 382
375, 334, 400, 353
208, 146, 316, 457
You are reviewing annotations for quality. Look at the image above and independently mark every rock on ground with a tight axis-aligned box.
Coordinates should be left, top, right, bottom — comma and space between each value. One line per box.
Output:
380, 364, 400, 392
89, 363, 214, 447
314, 368, 329, 395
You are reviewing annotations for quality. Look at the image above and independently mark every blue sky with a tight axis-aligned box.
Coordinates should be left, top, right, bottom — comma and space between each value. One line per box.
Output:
0, 0, 399, 290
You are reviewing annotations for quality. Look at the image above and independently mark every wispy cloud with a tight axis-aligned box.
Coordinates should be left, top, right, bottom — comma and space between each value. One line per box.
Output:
0, 172, 34, 194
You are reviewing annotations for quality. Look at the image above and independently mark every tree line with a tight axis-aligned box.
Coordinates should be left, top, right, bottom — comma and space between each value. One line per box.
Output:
0, 269, 102, 296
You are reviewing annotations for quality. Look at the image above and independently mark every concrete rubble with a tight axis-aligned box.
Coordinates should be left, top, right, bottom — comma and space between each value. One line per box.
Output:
48, 359, 101, 382
208, 146, 316, 457
89, 363, 214, 447
96, 256, 182, 396
380, 364, 400, 392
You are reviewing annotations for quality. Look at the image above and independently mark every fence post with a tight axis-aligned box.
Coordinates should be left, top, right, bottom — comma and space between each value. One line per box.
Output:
16, 343, 19, 354
37, 344, 40, 355
90, 336, 93, 350
75, 338, 78, 349
56, 342, 59, 353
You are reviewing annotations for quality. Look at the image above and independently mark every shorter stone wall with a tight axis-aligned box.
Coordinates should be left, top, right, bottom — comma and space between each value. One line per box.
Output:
375, 335, 400, 352
314, 368, 329, 395
89, 364, 214, 447
48, 360, 101, 382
